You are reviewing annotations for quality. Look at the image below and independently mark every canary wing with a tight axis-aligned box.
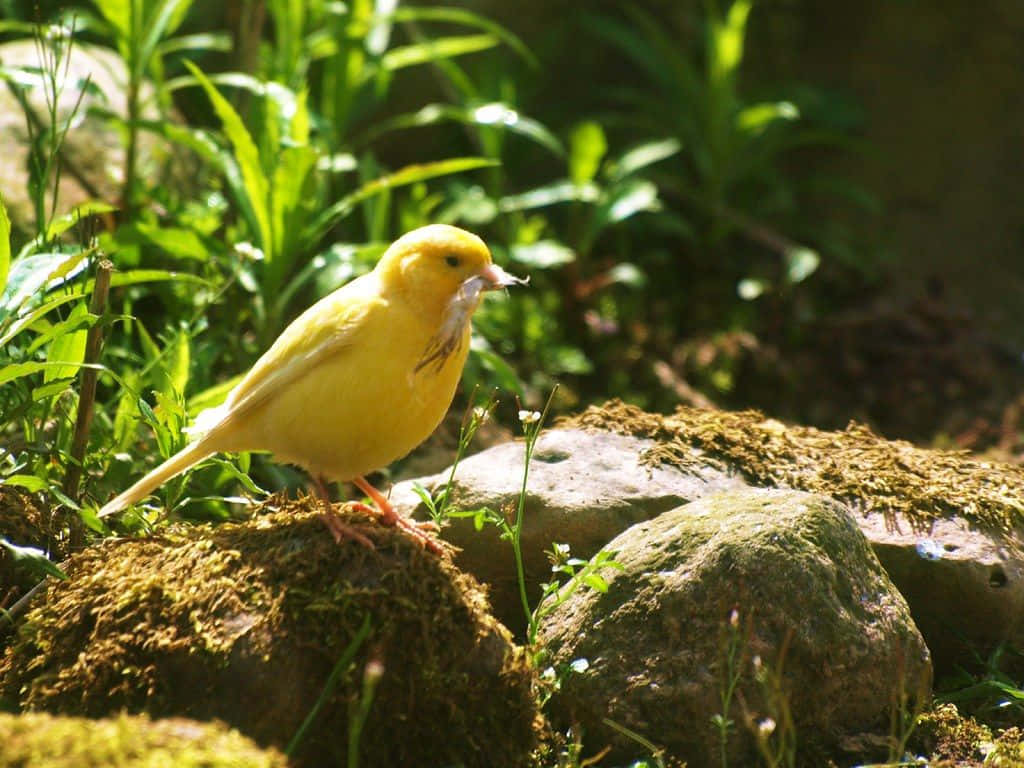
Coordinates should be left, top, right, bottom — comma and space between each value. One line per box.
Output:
207, 277, 383, 433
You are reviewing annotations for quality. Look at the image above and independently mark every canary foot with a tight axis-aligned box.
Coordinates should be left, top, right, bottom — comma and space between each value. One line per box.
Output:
353, 476, 444, 554
311, 477, 376, 549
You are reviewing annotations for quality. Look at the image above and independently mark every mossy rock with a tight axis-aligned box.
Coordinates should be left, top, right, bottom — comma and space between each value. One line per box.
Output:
0, 711, 289, 767
0, 498, 539, 767
540, 488, 932, 767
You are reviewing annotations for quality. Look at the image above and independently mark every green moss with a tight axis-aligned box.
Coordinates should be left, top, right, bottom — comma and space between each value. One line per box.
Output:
563, 399, 1024, 532
1, 496, 540, 767
0, 711, 289, 767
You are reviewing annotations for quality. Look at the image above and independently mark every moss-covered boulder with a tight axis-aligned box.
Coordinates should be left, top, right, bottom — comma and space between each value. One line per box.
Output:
0, 499, 540, 767
0, 712, 289, 767
539, 488, 932, 767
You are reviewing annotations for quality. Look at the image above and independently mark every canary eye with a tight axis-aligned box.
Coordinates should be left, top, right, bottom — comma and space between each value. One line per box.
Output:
445, 255, 461, 268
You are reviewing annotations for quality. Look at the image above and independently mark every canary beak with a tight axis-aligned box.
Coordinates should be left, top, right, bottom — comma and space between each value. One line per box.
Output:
479, 263, 528, 290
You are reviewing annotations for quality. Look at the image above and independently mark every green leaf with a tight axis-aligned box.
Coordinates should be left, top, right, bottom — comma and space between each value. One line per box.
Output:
3, 474, 47, 492
158, 329, 191, 398
45, 302, 88, 383
139, 0, 195, 68
368, 102, 564, 157
184, 60, 272, 255
0, 270, 197, 349
127, 222, 209, 261
607, 138, 682, 181
306, 157, 497, 244
711, 0, 752, 83
391, 6, 538, 68
509, 241, 576, 269
737, 277, 769, 300
0, 251, 85, 318
26, 308, 94, 355
737, 101, 799, 135
606, 262, 647, 288
41, 201, 118, 247
471, 344, 524, 397
784, 246, 820, 284
0, 361, 49, 387
91, 0, 130, 40
498, 180, 600, 212
602, 179, 660, 223
380, 34, 499, 72
0, 538, 66, 580
569, 122, 607, 186
0, 193, 9, 296
187, 373, 243, 416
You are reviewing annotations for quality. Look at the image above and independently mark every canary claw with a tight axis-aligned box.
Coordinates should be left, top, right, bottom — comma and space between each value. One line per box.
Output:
350, 500, 445, 555
317, 510, 376, 549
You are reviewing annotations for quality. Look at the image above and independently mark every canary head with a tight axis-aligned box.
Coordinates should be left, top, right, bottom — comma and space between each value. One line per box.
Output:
376, 224, 520, 318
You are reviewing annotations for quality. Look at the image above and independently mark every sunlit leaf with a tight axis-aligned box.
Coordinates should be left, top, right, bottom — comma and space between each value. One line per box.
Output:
368, 102, 564, 157
737, 101, 799, 135
0, 538, 66, 580
3, 474, 47, 492
307, 157, 497, 244
184, 61, 272, 255
737, 277, 769, 300
607, 262, 647, 288
603, 179, 660, 223
0, 193, 9, 296
380, 34, 499, 72
41, 201, 118, 247
155, 32, 233, 57
569, 122, 607, 186
710, 0, 752, 83
0, 251, 84, 319
509, 241, 575, 269
607, 138, 682, 180
0, 361, 48, 386
125, 222, 209, 261
784, 246, 820, 284
498, 180, 600, 212
391, 6, 537, 68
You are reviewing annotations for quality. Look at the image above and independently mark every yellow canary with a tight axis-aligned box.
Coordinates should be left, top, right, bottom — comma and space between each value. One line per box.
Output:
98, 224, 523, 550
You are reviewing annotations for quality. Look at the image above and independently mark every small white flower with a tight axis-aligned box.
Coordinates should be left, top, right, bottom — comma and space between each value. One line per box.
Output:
472, 406, 490, 424
234, 241, 265, 261
758, 718, 776, 737
518, 409, 541, 425
729, 608, 740, 628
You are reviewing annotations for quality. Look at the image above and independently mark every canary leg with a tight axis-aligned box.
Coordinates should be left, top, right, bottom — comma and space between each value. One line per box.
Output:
352, 476, 443, 554
311, 476, 375, 549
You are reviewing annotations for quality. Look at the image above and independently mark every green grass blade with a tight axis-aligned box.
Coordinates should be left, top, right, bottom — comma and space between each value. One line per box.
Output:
184, 60, 272, 256
306, 157, 497, 244
0, 193, 9, 296
391, 6, 538, 68
380, 34, 498, 73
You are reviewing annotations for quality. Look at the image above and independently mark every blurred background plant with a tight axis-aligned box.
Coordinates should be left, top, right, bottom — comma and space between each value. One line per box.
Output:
1, 0, 1020, 555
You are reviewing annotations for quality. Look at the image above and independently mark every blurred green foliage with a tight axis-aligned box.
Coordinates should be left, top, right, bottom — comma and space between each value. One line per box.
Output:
0, 0, 877, 528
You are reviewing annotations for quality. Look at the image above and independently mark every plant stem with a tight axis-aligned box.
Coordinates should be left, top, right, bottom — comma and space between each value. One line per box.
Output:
63, 258, 112, 503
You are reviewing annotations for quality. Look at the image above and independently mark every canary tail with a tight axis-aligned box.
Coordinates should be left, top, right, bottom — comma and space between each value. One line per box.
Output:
98, 439, 215, 518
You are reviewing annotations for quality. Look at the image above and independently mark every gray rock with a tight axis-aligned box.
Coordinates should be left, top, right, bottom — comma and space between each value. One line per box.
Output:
538, 488, 932, 767
0, 40, 179, 231
860, 513, 1024, 673
393, 425, 1024, 675
390, 428, 748, 630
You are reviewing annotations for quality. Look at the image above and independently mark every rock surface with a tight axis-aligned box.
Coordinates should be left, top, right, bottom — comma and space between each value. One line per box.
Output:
391, 428, 747, 630
539, 488, 932, 767
393, 407, 1024, 676
0, 499, 538, 768
0, 40, 179, 231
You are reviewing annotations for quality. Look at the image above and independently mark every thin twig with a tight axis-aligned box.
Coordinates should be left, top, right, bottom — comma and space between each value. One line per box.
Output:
63, 258, 112, 502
